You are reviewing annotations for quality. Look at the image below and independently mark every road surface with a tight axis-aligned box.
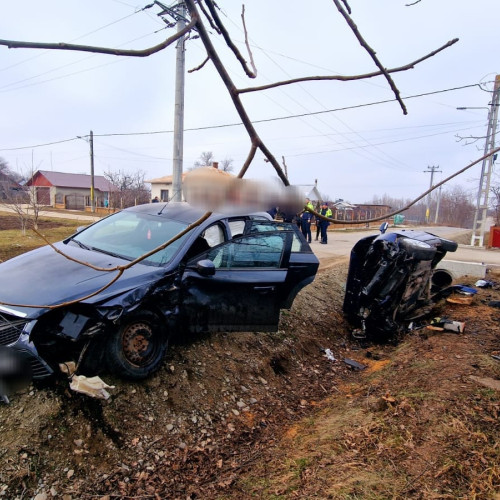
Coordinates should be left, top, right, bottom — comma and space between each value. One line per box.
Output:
313, 226, 500, 269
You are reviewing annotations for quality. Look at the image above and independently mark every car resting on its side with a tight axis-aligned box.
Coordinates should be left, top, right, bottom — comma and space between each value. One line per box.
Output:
343, 223, 458, 340
0, 203, 319, 395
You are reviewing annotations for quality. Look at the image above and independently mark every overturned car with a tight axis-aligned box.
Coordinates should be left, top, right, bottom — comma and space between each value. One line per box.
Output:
343, 223, 458, 339
0, 203, 319, 386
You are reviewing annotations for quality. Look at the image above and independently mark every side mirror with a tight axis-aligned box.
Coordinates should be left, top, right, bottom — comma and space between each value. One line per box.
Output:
76, 225, 88, 233
196, 259, 216, 277
379, 222, 389, 234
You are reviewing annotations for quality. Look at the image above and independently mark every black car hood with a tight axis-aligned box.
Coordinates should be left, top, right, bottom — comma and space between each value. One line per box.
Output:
0, 242, 166, 318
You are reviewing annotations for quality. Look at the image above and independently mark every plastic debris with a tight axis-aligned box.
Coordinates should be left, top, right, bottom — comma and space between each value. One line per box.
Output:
442, 321, 466, 333
475, 279, 493, 288
453, 285, 477, 295
343, 358, 367, 371
69, 375, 115, 400
323, 349, 336, 362
428, 317, 466, 333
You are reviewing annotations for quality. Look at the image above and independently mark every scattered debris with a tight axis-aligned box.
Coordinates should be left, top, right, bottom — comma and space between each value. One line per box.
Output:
488, 300, 500, 308
343, 358, 367, 371
322, 348, 336, 362
453, 284, 478, 295
469, 375, 500, 391
447, 295, 474, 305
426, 317, 466, 333
69, 375, 115, 400
475, 279, 493, 288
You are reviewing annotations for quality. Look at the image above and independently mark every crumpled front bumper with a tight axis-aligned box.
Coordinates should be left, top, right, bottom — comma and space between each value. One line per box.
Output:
0, 314, 53, 379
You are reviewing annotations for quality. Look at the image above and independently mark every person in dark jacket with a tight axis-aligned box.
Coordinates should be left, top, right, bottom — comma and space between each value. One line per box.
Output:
300, 209, 313, 243
319, 202, 332, 244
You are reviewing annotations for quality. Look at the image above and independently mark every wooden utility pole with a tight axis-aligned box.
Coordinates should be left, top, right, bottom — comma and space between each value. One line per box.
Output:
89, 130, 95, 212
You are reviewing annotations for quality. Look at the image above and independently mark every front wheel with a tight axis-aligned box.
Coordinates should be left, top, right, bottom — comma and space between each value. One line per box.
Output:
107, 310, 167, 380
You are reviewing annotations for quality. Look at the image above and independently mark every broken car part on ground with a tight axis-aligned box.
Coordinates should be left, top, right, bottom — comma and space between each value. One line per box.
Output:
343, 223, 458, 340
0, 202, 319, 397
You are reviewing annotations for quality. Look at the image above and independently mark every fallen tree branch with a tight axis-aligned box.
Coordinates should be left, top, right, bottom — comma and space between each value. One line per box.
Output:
0, 15, 197, 57
308, 146, 500, 224
237, 39, 458, 94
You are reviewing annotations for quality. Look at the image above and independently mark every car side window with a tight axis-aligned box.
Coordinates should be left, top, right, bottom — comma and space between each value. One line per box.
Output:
206, 233, 286, 269
244, 221, 308, 252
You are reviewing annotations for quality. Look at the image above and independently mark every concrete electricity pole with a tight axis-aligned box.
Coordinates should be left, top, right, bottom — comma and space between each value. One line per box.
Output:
424, 165, 441, 223
468, 75, 500, 247
156, 0, 187, 202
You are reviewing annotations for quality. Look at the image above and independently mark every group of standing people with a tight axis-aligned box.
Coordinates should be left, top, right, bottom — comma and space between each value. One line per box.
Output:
267, 198, 333, 244
299, 198, 332, 244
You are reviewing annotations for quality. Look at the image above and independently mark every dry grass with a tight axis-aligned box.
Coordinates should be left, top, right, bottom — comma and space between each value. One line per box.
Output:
0, 211, 80, 262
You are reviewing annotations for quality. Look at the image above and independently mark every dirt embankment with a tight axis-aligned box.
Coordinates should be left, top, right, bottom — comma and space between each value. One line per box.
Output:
1, 264, 499, 499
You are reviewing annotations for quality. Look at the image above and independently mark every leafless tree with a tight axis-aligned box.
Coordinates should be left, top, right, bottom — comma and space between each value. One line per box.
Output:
219, 157, 234, 173
491, 184, 500, 226
192, 151, 215, 170
104, 169, 150, 209
0, 160, 43, 235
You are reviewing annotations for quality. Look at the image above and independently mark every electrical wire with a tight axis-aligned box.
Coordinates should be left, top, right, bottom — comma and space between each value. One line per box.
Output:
0, 82, 488, 152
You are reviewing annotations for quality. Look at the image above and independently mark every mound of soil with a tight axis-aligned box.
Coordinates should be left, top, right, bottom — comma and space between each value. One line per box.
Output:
0, 265, 499, 499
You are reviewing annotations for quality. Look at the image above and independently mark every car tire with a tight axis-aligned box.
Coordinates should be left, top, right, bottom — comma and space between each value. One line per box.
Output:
398, 238, 436, 261
107, 310, 167, 380
438, 237, 458, 252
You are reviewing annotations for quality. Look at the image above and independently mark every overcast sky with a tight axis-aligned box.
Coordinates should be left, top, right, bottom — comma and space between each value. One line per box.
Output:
0, 0, 498, 203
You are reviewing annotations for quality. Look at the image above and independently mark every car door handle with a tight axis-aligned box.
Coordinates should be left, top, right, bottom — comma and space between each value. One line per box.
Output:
253, 286, 276, 293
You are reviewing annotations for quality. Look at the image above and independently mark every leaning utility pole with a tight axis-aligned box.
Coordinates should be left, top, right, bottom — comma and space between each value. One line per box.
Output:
423, 165, 441, 223
470, 75, 500, 247
156, 0, 187, 202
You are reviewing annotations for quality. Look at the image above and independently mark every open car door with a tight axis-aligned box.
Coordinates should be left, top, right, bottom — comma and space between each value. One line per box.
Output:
180, 230, 294, 333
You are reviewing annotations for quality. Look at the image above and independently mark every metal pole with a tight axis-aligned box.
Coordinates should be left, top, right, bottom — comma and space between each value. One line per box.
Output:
470, 75, 500, 246
434, 185, 442, 224
89, 130, 95, 213
171, 1, 186, 202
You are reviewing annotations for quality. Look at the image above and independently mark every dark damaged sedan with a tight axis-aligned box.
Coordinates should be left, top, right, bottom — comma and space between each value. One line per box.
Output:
343, 223, 458, 339
0, 203, 319, 382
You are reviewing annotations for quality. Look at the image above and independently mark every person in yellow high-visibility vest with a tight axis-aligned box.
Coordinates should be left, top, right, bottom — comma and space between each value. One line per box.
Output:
319, 202, 332, 244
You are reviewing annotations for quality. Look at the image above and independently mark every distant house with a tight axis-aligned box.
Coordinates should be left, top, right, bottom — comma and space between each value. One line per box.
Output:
330, 200, 392, 222
295, 181, 322, 205
0, 171, 26, 201
26, 170, 116, 211
147, 163, 233, 202
146, 173, 188, 202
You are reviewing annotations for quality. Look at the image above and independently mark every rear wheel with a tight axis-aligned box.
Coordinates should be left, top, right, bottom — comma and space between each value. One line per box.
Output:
107, 310, 167, 380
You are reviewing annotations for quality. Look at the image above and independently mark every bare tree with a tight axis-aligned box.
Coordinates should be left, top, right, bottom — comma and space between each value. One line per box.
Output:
192, 151, 215, 170
0, 160, 43, 235
104, 169, 150, 209
219, 157, 234, 173
491, 184, 500, 226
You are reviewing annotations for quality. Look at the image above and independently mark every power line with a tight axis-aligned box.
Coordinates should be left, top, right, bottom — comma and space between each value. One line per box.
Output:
0, 82, 484, 152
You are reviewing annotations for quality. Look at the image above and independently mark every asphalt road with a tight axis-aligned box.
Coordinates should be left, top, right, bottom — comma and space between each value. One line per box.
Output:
312, 226, 500, 268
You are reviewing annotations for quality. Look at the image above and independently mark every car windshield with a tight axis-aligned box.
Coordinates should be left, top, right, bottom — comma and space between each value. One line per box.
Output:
71, 211, 190, 265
